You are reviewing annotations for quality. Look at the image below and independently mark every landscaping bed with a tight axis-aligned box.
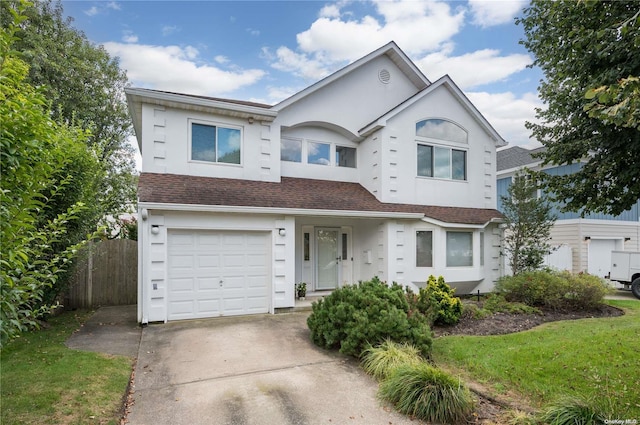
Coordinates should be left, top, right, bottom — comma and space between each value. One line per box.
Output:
433, 301, 624, 337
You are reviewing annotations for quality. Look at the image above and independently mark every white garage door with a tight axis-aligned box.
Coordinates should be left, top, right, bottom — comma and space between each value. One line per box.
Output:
167, 230, 271, 321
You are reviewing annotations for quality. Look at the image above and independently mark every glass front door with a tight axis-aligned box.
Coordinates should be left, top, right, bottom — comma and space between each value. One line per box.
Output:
316, 228, 340, 290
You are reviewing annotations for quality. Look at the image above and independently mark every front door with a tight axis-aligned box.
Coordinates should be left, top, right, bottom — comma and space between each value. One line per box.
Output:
316, 228, 340, 290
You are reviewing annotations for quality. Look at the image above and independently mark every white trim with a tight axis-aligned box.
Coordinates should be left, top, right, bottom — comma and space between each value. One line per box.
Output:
554, 219, 640, 226
138, 202, 425, 219
420, 216, 501, 229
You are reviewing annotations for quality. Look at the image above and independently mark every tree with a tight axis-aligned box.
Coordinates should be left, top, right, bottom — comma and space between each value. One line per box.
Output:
517, 1, 640, 216
0, 0, 138, 230
501, 172, 556, 276
0, 5, 98, 343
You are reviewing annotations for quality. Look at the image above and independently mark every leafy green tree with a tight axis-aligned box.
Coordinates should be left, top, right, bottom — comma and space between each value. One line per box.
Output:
0, 5, 98, 343
518, 1, 640, 216
0, 0, 137, 229
501, 172, 556, 275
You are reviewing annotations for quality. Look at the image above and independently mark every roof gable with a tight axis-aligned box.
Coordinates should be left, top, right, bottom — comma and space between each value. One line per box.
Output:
359, 75, 506, 146
272, 42, 430, 112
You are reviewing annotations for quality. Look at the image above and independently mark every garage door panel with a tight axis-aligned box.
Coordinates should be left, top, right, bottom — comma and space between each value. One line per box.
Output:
167, 230, 270, 321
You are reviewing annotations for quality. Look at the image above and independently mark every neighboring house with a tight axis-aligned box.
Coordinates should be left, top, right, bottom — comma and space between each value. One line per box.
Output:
127, 42, 507, 324
497, 146, 640, 278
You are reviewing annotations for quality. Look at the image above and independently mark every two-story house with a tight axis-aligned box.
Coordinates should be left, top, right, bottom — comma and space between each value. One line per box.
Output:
127, 42, 507, 324
497, 145, 640, 277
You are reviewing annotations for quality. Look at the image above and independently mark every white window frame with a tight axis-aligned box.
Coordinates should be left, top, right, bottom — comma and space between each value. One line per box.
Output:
416, 229, 435, 268
280, 137, 358, 169
417, 143, 467, 181
446, 231, 474, 267
188, 119, 243, 166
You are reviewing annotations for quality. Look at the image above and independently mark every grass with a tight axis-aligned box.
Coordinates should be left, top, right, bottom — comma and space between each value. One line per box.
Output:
360, 339, 423, 380
432, 300, 640, 418
378, 362, 475, 424
1, 310, 133, 425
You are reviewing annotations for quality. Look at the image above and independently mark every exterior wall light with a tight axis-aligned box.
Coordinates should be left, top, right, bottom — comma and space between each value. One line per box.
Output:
151, 225, 160, 235
278, 228, 286, 237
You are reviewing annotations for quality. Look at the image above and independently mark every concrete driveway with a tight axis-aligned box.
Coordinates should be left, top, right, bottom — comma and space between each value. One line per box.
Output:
127, 312, 422, 425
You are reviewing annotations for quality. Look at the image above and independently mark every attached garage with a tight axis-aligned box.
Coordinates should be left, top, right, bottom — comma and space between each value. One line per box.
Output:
167, 229, 271, 320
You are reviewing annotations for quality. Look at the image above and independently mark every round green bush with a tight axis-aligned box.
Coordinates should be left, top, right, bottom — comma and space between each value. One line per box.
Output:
378, 363, 475, 424
409, 275, 463, 325
306, 277, 432, 358
539, 395, 607, 425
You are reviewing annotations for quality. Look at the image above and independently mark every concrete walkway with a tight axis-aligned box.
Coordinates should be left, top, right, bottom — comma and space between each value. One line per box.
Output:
65, 304, 140, 358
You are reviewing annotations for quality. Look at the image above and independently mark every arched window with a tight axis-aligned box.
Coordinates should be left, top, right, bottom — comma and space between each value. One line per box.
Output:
416, 119, 467, 144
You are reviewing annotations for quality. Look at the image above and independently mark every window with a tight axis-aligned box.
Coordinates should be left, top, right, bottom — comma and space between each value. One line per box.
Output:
416, 119, 467, 143
280, 137, 358, 168
336, 146, 356, 168
447, 232, 473, 267
417, 144, 466, 180
480, 232, 485, 266
416, 231, 433, 267
191, 122, 241, 164
281, 138, 302, 162
308, 141, 330, 165
304, 232, 310, 261
341, 233, 348, 260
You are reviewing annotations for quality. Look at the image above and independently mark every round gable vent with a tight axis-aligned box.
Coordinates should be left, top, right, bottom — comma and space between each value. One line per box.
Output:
378, 68, 391, 84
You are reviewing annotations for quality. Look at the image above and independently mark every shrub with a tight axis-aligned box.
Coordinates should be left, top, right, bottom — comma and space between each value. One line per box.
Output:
378, 363, 475, 424
409, 276, 463, 325
360, 339, 423, 381
495, 270, 607, 311
307, 277, 432, 358
483, 294, 541, 315
538, 395, 607, 425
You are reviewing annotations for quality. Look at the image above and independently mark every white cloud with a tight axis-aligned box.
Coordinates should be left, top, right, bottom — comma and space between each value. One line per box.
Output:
84, 6, 99, 16
106, 2, 121, 11
246, 28, 260, 36
103, 42, 266, 96
417, 48, 531, 89
468, 0, 527, 28
268, 0, 465, 79
162, 25, 179, 36
267, 46, 331, 81
297, 0, 465, 61
122, 31, 138, 43
215, 55, 230, 64
266, 85, 300, 103
467, 91, 543, 146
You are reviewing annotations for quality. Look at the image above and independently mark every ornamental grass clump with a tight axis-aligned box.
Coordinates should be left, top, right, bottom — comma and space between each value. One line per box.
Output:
360, 339, 423, 381
378, 363, 475, 424
538, 395, 607, 425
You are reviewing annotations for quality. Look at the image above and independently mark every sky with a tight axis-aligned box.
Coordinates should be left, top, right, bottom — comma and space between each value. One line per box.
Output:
61, 0, 545, 150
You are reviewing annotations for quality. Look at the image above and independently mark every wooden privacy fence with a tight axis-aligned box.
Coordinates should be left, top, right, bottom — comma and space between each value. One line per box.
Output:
65, 239, 137, 308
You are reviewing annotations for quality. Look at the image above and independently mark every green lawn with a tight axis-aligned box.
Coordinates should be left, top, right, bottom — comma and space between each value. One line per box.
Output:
432, 300, 640, 418
1, 311, 133, 425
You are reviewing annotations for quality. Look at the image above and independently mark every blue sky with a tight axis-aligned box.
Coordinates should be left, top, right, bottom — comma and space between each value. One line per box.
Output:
62, 0, 544, 147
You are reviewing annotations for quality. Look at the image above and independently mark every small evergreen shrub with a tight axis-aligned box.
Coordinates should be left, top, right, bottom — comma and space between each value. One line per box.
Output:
378, 363, 475, 424
461, 302, 493, 320
409, 275, 463, 325
483, 294, 541, 315
307, 277, 432, 358
360, 339, 423, 381
495, 270, 607, 311
539, 395, 606, 425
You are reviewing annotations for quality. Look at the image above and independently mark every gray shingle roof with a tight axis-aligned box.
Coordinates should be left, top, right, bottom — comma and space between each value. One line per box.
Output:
497, 146, 546, 171
139, 173, 503, 225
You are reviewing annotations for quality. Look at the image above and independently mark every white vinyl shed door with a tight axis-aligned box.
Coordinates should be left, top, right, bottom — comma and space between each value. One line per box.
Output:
167, 230, 270, 321
587, 239, 618, 278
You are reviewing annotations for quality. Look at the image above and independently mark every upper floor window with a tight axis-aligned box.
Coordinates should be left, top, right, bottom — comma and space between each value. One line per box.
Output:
417, 144, 466, 180
281, 137, 357, 168
191, 122, 241, 164
416, 119, 467, 144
